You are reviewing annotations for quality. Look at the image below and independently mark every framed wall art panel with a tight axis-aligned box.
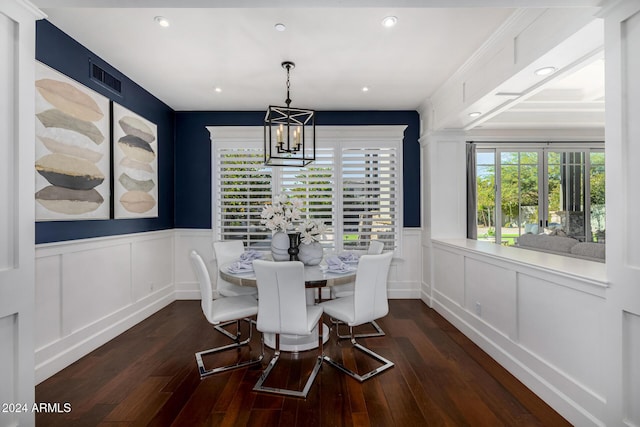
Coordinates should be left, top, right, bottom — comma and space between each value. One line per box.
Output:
112, 103, 158, 218
35, 61, 111, 220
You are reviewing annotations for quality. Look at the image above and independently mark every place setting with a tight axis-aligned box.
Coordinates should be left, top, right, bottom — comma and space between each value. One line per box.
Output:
225, 249, 263, 273
321, 253, 360, 274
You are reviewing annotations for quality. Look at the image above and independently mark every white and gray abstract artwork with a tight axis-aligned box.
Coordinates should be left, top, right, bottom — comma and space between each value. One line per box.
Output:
35, 62, 111, 220
113, 103, 158, 218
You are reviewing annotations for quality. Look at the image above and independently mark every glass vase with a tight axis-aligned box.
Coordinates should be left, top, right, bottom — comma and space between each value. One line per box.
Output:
287, 232, 301, 261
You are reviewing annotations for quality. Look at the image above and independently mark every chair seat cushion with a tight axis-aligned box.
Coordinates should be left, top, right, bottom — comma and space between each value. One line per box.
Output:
219, 283, 258, 298
320, 296, 356, 326
210, 295, 258, 324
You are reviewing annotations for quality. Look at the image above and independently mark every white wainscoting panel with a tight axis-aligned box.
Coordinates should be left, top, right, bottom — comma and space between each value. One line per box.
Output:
0, 314, 16, 413
624, 311, 640, 425
431, 239, 608, 427
389, 228, 422, 299
62, 245, 132, 336
35, 255, 62, 349
35, 230, 175, 384
465, 258, 517, 339
174, 229, 215, 299
518, 272, 604, 397
433, 247, 465, 306
421, 239, 433, 305
132, 237, 174, 302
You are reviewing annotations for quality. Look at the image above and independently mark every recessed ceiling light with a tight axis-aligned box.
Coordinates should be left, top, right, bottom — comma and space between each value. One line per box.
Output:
275, 23, 286, 32
214, 87, 222, 93
154, 16, 170, 28
534, 66, 556, 76
468, 112, 482, 118
382, 16, 397, 28
362, 86, 369, 92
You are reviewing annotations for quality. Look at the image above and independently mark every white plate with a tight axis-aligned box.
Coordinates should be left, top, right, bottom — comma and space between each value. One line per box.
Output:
327, 266, 356, 274
226, 267, 253, 274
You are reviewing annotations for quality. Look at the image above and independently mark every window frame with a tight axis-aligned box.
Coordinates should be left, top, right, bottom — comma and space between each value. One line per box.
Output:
210, 125, 405, 254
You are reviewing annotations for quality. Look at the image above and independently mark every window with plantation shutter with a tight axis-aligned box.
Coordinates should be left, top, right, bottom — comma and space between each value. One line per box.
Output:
214, 145, 273, 248
342, 144, 399, 251
279, 147, 337, 249
210, 126, 404, 253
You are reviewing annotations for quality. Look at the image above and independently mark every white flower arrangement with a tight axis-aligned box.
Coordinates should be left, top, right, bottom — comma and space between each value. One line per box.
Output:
297, 218, 328, 245
260, 193, 303, 233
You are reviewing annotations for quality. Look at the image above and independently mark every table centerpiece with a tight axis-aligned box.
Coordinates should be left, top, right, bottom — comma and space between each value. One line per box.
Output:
260, 193, 303, 261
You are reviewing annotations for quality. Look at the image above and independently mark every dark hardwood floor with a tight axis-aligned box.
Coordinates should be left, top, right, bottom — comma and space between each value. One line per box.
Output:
36, 300, 570, 426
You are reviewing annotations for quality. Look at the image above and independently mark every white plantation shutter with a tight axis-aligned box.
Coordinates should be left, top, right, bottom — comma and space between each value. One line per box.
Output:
280, 147, 337, 249
342, 145, 399, 251
210, 126, 404, 252
214, 146, 273, 248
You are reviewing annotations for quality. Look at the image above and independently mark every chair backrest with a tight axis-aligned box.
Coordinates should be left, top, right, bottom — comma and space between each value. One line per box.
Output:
213, 240, 245, 293
367, 240, 385, 255
190, 250, 214, 323
253, 260, 310, 336
352, 251, 393, 326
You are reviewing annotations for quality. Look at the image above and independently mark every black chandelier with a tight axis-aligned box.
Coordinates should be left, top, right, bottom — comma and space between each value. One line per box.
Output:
264, 61, 315, 167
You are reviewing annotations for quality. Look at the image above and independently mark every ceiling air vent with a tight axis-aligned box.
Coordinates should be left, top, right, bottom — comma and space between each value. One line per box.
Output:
90, 60, 122, 94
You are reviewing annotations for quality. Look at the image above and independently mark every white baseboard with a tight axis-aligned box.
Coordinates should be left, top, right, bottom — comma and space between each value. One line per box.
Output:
174, 281, 201, 300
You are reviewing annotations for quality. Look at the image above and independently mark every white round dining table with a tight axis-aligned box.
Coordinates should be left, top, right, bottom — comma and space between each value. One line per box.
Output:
219, 261, 357, 288
219, 259, 358, 352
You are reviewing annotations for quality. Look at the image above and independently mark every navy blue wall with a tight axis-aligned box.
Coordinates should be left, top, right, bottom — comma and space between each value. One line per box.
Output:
174, 111, 421, 229
35, 20, 175, 244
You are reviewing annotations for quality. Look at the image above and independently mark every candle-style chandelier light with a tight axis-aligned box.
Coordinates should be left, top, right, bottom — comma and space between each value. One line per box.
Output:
264, 61, 315, 167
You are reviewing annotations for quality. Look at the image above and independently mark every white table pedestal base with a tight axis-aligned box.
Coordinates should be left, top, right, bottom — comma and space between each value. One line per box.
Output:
263, 323, 330, 352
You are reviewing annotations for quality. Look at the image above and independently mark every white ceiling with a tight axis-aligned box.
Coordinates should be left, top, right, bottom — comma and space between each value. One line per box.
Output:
34, 1, 604, 131
478, 57, 605, 130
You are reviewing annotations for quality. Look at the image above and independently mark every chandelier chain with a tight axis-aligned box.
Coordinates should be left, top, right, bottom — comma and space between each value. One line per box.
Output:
285, 63, 292, 107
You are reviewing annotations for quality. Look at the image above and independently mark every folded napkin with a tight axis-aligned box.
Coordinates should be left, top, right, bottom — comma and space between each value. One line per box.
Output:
325, 256, 354, 273
226, 260, 254, 273
239, 249, 262, 262
338, 252, 360, 263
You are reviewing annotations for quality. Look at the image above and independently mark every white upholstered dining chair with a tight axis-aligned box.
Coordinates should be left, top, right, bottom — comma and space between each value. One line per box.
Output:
190, 250, 263, 378
213, 240, 258, 298
329, 240, 386, 338
320, 251, 394, 382
252, 260, 324, 398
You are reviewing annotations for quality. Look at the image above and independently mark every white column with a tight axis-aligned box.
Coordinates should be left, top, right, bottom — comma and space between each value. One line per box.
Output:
423, 131, 468, 240
599, 0, 640, 425
0, 1, 45, 426
418, 132, 432, 306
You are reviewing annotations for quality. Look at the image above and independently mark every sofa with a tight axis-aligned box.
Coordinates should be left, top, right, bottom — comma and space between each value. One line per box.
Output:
515, 233, 605, 262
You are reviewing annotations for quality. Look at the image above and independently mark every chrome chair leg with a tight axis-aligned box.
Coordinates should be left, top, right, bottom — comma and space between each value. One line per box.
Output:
334, 319, 385, 339
214, 319, 242, 341
254, 321, 323, 398
323, 326, 393, 382
196, 318, 263, 378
